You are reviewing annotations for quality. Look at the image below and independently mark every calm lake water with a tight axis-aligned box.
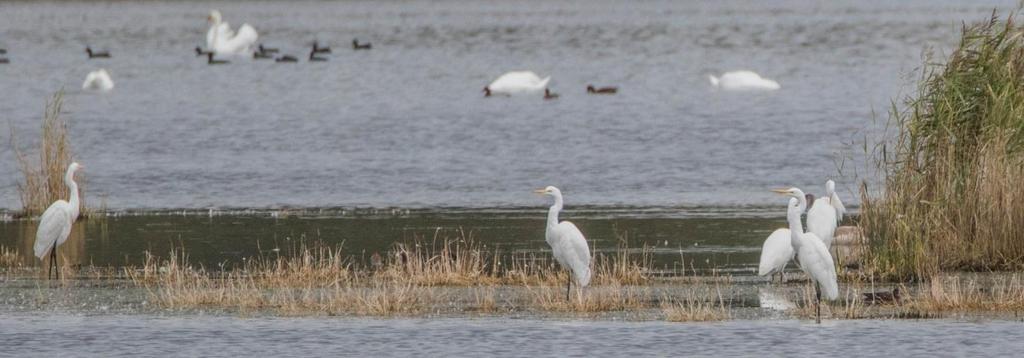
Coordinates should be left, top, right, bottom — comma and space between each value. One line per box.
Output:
2, 313, 1023, 357
0, 0, 1016, 210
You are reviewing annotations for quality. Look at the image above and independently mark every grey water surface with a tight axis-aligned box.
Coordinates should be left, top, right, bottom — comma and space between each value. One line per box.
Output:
2, 313, 1023, 357
0, 0, 1016, 210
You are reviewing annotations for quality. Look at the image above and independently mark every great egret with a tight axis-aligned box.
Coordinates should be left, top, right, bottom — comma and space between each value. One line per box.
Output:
774, 191, 839, 323
534, 186, 592, 301
709, 70, 780, 91
757, 228, 794, 282
206, 10, 258, 56
484, 71, 551, 97
805, 180, 846, 249
82, 69, 114, 92
34, 162, 83, 280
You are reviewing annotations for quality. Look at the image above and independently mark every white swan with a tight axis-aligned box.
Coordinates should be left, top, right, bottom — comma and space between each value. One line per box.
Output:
484, 71, 551, 96
82, 69, 113, 92
206, 10, 258, 56
709, 70, 780, 91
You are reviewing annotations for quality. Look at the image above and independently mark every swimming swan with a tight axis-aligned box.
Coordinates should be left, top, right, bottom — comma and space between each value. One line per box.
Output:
82, 69, 114, 91
709, 71, 780, 91
206, 10, 258, 56
484, 71, 551, 97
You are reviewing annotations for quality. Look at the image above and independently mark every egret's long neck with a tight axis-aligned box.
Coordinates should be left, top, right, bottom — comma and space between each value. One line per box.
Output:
787, 206, 803, 249
65, 169, 80, 220
546, 194, 563, 231
795, 189, 808, 213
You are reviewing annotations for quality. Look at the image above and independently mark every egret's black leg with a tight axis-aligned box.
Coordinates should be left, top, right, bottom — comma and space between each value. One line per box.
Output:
815, 285, 822, 324
54, 248, 60, 280
565, 271, 571, 302
49, 249, 55, 280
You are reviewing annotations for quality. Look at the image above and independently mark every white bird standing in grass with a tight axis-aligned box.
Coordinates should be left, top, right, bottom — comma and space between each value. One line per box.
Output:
484, 71, 551, 97
34, 162, 83, 280
535, 186, 591, 301
82, 69, 113, 92
774, 190, 839, 324
206, 10, 258, 56
709, 70, 780, 91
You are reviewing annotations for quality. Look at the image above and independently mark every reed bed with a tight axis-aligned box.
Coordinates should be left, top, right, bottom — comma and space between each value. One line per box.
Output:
660, 284, 730, 322
906, 274, 1024, 313
127, 233, 657, 315
11, 90, 87, 217
860, 12, 1024, 280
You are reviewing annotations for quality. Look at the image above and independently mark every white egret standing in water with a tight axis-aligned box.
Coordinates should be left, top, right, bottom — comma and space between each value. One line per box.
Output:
34, 162, 83, 280
534, 186, 591, 301
774, 191, 839, 324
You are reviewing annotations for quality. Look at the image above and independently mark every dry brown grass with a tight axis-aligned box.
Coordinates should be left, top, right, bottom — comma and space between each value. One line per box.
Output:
661, 284, 730, 322
0, 246, 24, 268
905, 274, 1024, 313
860, 14, 1024, 279
126, 230, 660, 316
11, 90, 86, 217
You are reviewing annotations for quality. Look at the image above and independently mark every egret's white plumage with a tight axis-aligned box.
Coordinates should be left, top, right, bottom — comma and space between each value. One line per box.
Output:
827, 179, 846, 222
34, 162, 82, 279
206, 10, 258, 56
806, 180, 846, 249
757, 228, 794, 278
484, 71, 551, 96
82, 69, 114, 92
535, 186, 591, 299
778, 193, 838, 323
709, 70, 780, 91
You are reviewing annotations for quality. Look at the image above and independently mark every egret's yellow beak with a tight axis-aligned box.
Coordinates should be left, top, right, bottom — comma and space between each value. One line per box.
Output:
771, 188, 790, 195
533, 189, 547, 195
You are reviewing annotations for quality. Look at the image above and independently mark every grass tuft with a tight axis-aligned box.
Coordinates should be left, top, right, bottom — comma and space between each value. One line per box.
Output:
11, 90, 86, 217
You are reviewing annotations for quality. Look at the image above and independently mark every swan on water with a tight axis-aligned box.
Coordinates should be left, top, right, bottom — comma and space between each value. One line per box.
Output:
484, 71, 551, 96
206, 10, 258, 56
82, 69, 114, 91
709, 70, 780, 91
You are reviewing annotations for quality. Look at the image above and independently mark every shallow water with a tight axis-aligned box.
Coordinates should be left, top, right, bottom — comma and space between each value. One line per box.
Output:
0, 0, 1016, 209
2, 313, 1022, 357
0, 210, 783, 274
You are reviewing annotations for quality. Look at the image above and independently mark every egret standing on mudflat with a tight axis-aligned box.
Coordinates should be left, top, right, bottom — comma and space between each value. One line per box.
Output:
34, 162, 83, 280
535, 186, 592, 301
805, 180, 846, 249
758, 188, 812, 282
774, 190, 839, 324
757, 228, 794, 283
